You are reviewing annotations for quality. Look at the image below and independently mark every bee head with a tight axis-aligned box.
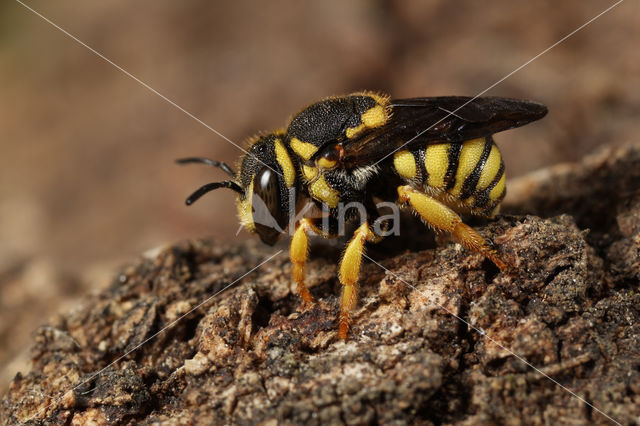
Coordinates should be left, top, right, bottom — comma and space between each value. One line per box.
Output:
177, 133, 296, 246
237, 134, 297, 245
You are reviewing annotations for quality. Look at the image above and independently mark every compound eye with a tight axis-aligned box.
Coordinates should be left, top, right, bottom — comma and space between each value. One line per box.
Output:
316, 144, 344, 169
252, 167, 286, 245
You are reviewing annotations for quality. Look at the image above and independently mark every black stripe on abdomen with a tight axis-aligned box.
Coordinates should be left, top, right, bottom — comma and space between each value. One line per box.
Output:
460, 137, 493, 200
473, 160, 505, 211
444, 143, 462, 190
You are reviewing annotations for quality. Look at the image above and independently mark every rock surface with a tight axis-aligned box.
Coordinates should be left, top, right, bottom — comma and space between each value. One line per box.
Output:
2, 146, 640, 425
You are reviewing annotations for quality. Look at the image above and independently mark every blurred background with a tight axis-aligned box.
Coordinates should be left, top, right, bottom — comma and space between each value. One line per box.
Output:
0, 0, 638, 392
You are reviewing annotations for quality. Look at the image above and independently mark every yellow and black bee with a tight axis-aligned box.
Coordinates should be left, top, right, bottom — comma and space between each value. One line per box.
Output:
177, 92, 547, 339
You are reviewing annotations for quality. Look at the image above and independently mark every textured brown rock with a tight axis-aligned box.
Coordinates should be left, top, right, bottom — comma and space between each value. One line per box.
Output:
2, 146, 640, 424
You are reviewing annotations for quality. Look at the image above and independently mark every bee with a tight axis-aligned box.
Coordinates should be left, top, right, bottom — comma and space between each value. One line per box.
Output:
177, 92, 547, 339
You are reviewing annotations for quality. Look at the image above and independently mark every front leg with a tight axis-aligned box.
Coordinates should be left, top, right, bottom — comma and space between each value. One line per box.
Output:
290, 218, 318, 305
338, 222, 377, 339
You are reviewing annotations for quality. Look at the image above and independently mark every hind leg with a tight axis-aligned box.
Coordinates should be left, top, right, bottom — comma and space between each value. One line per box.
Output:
397, 185, 507, 270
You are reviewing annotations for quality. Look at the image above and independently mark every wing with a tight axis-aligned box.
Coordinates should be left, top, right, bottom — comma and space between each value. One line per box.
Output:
341, 96, 547, 167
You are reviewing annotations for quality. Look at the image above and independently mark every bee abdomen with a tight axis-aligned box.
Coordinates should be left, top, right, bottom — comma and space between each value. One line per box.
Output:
392, 136, 506, 215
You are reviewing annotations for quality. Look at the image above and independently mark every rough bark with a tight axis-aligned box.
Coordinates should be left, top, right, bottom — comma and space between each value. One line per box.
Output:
2, 146, 640, 425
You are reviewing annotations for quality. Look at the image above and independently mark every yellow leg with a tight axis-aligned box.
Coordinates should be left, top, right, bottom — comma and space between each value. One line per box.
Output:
338, 222, 376, 339
290, 219, 317, 305
397, 185, 507, 271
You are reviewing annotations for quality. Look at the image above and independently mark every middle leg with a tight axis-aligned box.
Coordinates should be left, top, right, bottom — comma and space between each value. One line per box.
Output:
337, 222, 377, 339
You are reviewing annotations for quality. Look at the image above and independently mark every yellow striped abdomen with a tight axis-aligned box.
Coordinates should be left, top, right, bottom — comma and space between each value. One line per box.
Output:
392, 136, 506, 216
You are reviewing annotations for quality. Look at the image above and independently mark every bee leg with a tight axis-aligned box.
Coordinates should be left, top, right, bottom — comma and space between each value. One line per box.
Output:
397, 185, 507, 271
338, 221, 376, 339
290, 218, 318, 305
